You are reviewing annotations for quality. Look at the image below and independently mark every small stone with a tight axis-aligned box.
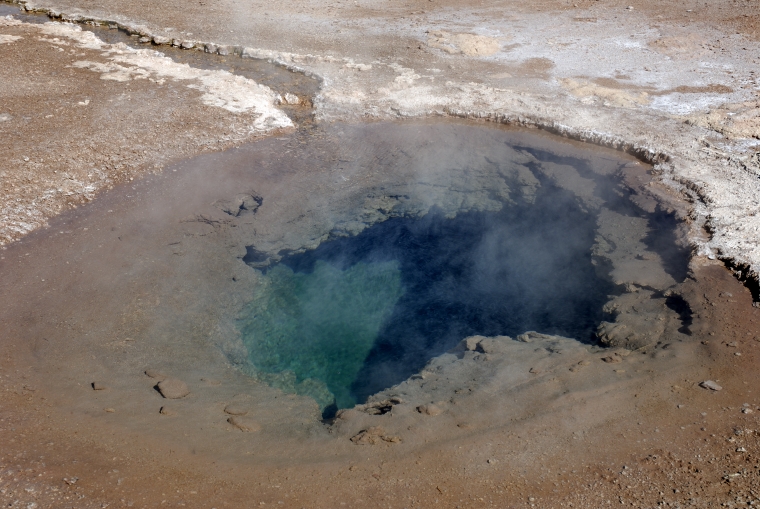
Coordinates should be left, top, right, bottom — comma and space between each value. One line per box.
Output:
159, 406, 176, 416
224, 404, 249, 416
601, 355, 622, 364
742, 408, 753, 414
104, 408, 115, 413
227, 416, 261, 432
417, 404, 443, 416
91, 381, 107, 391
180, 41, 194, 49
157, 378, 190, 399
529, 367, 540, 374
735, 352, 742, 356
283, 93, 301, 105
204, 43, 218, 53
144, 368, 166, 380
699, 380, 723, 391
217, 45, 231, 56
152, 35, 171, 45
138, 36, 150, 43
737, 447, 747, 452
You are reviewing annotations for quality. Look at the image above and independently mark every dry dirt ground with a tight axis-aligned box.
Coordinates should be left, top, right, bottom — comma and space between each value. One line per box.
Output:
1, 0, 760, 507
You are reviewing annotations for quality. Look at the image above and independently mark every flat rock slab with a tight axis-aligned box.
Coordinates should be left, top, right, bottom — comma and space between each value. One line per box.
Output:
157, 378, 190, 399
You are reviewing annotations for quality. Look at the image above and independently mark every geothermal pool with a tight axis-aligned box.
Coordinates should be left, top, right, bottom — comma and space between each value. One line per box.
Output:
0, 119, 699, 458
236, 143, 688, 416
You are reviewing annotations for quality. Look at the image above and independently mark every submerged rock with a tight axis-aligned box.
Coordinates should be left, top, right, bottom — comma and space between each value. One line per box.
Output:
157, 378, 190, 399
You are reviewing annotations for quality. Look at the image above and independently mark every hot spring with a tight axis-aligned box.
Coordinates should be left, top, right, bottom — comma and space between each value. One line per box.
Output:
227, 122, 690, 418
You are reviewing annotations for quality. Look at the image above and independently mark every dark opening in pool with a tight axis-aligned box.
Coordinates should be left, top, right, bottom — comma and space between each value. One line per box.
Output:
238, 181, 621, 416
234, 124, 691, 418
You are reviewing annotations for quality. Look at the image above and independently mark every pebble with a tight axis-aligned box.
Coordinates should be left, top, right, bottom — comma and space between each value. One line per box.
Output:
204, 43, 218, 54
157, 378, 190, 399
144, 369, 167, 380
159, 406, 176, 416
104, 408, 115, 413
152, 35, 171, 45
602, 355, 622, 364
699, 380, 723, 391
91, 381, 108, 391
227, 416, 261, 432
417, 404, 443, 416
138, 36, 150, 43
742, 408, 753, 414
224, 403, 249, 416
180, 41, 194, 49
529, 367, 540, 374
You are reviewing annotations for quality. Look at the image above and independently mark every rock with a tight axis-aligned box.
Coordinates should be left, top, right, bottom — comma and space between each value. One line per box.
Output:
477, 336, 510, 354
180, 41, 194, 50
227, 416, 261, 432
104, 408, 115, 413
144, 368, 167, 380
157, 378, 190, 399
601, 355, 622, 364
204, 43, 218, 53
138, 36, 151, 43
742, 408, 753, 414
417, 404, 443, 416
335, 408, 359, 421
217, 45, 231, 56
463, 336, 484, 351
224, 403, 249, 416
159, 406, 176, 416
152, 35, 171, 45
516, 331, 561, 343
283, 93, 301, 105
361, 397, 403, 415
700, 380, 723, 391
350, 426, 400, 445
91, 381, 108, 390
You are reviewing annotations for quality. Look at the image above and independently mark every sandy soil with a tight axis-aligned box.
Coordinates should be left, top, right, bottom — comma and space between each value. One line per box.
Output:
1, 0, 760, 507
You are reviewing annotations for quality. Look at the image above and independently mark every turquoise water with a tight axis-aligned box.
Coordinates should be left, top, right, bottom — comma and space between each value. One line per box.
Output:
238, 260, 403, 410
